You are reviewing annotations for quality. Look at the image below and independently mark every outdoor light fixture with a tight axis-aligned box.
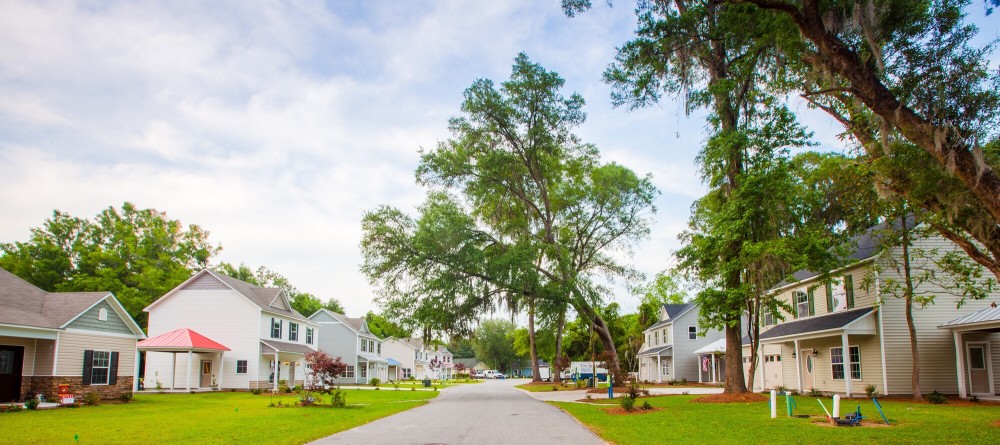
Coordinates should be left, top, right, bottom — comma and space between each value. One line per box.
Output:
812, 349, 819, 357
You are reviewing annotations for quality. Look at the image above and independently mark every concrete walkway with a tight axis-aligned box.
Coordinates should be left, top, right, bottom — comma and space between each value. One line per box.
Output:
310, 379, 605, 445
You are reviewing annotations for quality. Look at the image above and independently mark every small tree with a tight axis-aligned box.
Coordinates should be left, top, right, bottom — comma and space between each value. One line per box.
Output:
304, 351, 347, 390
454, 362, 466, 377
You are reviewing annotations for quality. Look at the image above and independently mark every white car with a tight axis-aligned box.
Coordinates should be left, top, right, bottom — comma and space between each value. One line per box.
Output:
483, 370, 505, 379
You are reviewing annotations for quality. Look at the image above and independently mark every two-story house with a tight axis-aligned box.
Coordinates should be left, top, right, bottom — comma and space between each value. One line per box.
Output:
426, 344, 454, 380
749, 218, 1000, 397
382, 337, 430, 380
637, 303, 725, 382
0, 267, 146, 401
143, 269, 319, 391
308, 309, 388, 384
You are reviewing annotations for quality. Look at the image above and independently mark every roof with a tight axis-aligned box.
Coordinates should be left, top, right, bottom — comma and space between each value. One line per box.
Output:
645, 303, 695, 331
385, 357, 402, 366
453, 358, 481, 368
390, 337, 425, 350
313, 309, 380, 339
693, 338, 726, 355
0, 268, 143, 336
759, 307, 874, 341
774, 215, 916, 288
260, 339, 315, 355
147, 269, 311, 322
638, 345, 672, 356
358, 352, 387, 363
940, 304, 1000, 329
138, 329, 230, 351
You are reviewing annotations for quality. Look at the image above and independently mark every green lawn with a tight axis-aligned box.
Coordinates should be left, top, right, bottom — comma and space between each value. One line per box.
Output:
555, 395, 1000, 444
0, 390, 437, 445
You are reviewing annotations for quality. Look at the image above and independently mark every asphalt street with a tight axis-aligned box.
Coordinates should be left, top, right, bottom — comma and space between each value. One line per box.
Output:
309, 379, 606, 445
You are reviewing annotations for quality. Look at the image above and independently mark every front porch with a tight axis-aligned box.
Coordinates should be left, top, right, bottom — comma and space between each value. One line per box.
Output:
638, 345, 672, 383
940, 305, 1000, 398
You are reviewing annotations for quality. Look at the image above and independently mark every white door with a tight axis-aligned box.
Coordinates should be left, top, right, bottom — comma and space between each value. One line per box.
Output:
800, 350, 815, 390
967, 344, 992, 395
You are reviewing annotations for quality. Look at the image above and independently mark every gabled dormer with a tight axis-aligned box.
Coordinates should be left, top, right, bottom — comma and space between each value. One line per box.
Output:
268, 290, 290, 311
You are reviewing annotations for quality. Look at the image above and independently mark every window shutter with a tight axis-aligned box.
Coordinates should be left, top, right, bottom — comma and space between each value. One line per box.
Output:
845, 275, 855, 308
109, 352, 119, 385
280, 320, 283, 338
82, 350, 94, 386
792, 292, 799, 319
826, 282, 834, 313
807, 288, 815, 316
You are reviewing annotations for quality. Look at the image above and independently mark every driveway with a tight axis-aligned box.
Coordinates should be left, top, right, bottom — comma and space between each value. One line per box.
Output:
310, 379, 605, 445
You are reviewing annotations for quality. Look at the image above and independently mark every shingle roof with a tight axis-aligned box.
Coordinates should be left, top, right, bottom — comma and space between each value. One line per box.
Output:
645, 303, 695, 331
209, 271, 310, 322
0, 267, 111, 329
319, 310, 380, 339
759, 307, 874, 341
940, 305, 1000, 329
453, 358, 482, 368
638, 345, 672, 356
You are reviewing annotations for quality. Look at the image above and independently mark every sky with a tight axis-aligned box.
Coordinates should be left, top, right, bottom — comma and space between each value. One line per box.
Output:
1, 1, 997, 318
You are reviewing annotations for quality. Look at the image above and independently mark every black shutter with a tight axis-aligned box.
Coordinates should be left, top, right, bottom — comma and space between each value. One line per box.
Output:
82, 350, 94, 386
845, 275, 855, 308
280, 320, 283, 339
826, 282, 834, 313
807, 288, 815, 316
109, 352, 119, 385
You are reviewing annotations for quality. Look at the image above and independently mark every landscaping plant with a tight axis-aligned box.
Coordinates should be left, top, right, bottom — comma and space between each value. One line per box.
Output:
927, 390, 947, 404
24, 397, 39, 410
864, 384, 878, 398
619, 395, 636, 412
83, 393, 100, 406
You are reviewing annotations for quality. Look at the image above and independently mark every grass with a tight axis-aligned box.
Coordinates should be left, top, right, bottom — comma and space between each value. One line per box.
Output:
0, 390, 437, 445
554, 394, 1000, 444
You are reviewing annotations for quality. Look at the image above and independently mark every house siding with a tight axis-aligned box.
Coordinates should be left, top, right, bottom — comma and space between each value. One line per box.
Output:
311, 319, 359, 384
382, 339, 418, 381
65, 300, 135, 335
55, 331, 136, 377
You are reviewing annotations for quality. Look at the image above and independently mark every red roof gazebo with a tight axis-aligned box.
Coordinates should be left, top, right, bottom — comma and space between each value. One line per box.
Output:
138, 329, 230, 391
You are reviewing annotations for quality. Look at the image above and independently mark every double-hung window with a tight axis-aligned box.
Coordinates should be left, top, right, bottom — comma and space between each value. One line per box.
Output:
342, 365, 355, 378
361, 338, 367, 352
831, 346, 861, 380
688, 326, 698, 340
306, 327, 314, 345
289, 322, 299, 342
794, 291, 810, 318
369, 340, 374, 352
236, 360, 248, 374
654, 331, 659, 345
271, 318, 282, 339
90, 350, 111, 385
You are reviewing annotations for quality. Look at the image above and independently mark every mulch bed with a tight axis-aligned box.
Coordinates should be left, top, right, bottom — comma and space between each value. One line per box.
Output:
991, 419, 1000, 427
691, 393, 769, 403
603, 406, 663, 415
811, 419, 893, 428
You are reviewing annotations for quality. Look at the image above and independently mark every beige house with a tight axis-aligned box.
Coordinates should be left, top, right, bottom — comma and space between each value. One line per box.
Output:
0, 268, 146, 402
746, 219, 1000, 398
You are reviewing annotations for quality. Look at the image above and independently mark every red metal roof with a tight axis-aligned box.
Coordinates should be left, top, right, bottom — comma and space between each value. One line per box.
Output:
137, 328, 231, 351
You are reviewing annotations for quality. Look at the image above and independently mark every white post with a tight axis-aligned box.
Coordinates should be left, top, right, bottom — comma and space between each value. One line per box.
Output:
132, 349, 141, 392
794, 340, 802, 393
273, 353, 279, 392
841, 332, 852, 398
218, 352, 224, 389
698, 355, 703, 383
711, 355, 717, 383
656, 355, 662, 383
770, 390, 777, 418
171, 352, 177, 390
953, 330, 967, 398
186, 351, 193, 391
833, 394, 841, 419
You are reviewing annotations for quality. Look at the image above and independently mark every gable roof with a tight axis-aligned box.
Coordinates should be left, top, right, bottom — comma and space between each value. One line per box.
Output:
146, 269, 310, 322
0, 267, 144, 337
138, 328, 230, 351
645, 303, 696, 331
311, 309, 379, 339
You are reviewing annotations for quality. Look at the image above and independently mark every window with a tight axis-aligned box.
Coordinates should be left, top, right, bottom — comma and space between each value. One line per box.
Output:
654, 330, 659, 345
361, 338, 368, 352
794, 291, 810, 318
289, 323, 299, 341
688, 326, 698, 340
844, 275, 855, 308
271, 318, 282, 339
970, 346, 987, 369
763, 312, 775, 326
236, 360, 248, 374
831, 346, 861, 380
90, 350, 111, 385
369, 340, 374, 352
98, 308, 108, 321
661, 360, 670, 376
402, 368, 412, 379
342, 365, 355, 378
306, 327, 314, 345
359, 365, 368, 379
662, 328, 668, 343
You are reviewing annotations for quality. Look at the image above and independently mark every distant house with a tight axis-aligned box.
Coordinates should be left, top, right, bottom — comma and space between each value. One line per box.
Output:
745, 219, 1000, 397
513, 359, 549, 379
143, 269, 318, 391
636, 303, 725, 383
0, 267, 145, 401
308, 309, 388, 384
382, 338, 431, 380
427, 344, 454, 380
453, 358, 486, 377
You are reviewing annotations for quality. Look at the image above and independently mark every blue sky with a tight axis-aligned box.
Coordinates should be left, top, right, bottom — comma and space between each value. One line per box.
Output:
1, 1, 996, 317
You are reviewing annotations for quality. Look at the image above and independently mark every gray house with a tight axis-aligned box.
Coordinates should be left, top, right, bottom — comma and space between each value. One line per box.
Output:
308, 309, 388, 384
637, 303, 724, 382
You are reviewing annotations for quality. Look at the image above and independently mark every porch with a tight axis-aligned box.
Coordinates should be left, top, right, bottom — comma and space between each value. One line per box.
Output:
137, 329, 230, 392
694, 339, 726, 384
637, 345, 672, 383
940, 305, 1000, 398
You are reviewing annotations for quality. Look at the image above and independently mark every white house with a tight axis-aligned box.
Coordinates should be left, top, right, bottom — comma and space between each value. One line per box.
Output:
308, 309, 388, 384
382, 337, 430, 380
637, 303, 725, 383
426, 344, 454, 380
143, 269, 319, 390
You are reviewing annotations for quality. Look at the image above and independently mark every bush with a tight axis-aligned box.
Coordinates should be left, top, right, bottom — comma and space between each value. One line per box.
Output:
619, 396, 636, 412
864, 384, 878, 398
24, 397, 39, 410
369, 378, 381, 387
641, 400, 653, 411
293, 385, 303, 392
625, 379, 642, 399
773, 385, 788, 394
250, 388, 262, 395
118, 393, 134, 403
83, 393, 101, 406
0, 404, 24, 413
971, 395, 980, 403
330, 389, 346, 408
808, 387, 823, 397
927, 390, 947, 404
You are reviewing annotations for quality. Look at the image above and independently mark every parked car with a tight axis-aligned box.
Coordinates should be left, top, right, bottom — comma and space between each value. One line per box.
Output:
472, 370, 485, 379
483, 370, 505, 379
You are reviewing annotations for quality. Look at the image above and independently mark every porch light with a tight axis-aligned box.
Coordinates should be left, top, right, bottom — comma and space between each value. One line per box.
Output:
812, 349, 819, 358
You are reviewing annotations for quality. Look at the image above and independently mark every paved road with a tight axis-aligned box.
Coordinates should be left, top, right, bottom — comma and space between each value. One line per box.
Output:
310, 379, 605, 445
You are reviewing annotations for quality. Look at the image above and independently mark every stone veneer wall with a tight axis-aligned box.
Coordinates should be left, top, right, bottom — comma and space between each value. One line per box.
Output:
27, 376, 133, 401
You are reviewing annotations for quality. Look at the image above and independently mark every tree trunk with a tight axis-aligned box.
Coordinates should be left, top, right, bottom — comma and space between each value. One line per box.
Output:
745, 297, 761, 391
527, 295, 542, 382
900, 213, 922, 400
553, 307, 566, 382
723, 320, 747, 393
579, 304, 622, 382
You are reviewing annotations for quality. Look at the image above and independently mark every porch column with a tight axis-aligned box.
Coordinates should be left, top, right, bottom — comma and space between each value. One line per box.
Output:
273, 353, 279, 392
953, 330, 967, 398
656, 355, 662, 383
794, 340, 802, 393
218, 352, 224, 389
171, 352, 177, 390
711, 354, 717, 383
132, 349, 141, 392
186, 350, 193, 391
698, 355, 703, 383
841, 332, 851, 398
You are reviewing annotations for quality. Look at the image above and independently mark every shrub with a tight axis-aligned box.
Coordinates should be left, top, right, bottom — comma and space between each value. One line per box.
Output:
680, 378, 688, 385
575, 379, 585, 389
369, 378, 381, 387
971, 395, 980, 403
24, 397, 39, 410
808, 387, 823, 397
250, 388, 262, 395
393, 383, 400, 390
0, 404, 24, 413
118, 393, 134, 403
619, 396, 636, 412
410, 386, 415, 391
552, 385, 558, 391
641, 400, 653, 411
330, 389, 346, 408
83, 393, 100, 406
927, 390, 947, 404
864, 384, 878, 398
293, 385, 303, 392
773, 385, 788, 394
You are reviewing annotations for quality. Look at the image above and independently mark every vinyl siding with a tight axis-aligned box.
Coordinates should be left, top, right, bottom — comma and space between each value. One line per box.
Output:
311, 320, 360, 384
33, 339, 55, 376
793, 335, 883, 395
55, 331, 136, 376
145, 287, 261, 389
672, 309, 725, 382
0, 336, 38, 376
64, 299, 134, 335
381, 340, 418, 380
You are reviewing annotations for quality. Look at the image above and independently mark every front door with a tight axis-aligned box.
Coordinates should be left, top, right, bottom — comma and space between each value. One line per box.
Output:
200, 360, 212, 388
800, 350, 815, 390
967, 344, 991, 395
0, 346, 24, 402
